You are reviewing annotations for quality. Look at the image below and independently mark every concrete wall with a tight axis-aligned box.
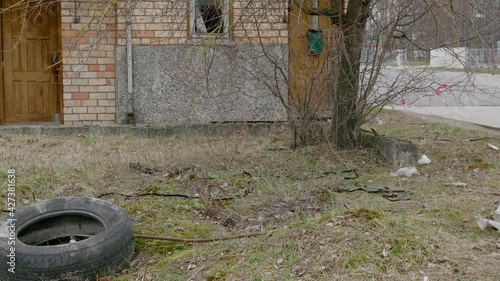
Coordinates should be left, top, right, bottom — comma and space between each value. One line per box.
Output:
116, 44, 288, 124
429, 47, 499, 69
430, 48, 467, 69
430, 47, 499, 69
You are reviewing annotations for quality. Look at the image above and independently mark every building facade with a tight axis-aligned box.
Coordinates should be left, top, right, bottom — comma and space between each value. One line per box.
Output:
1, 0, 334, 125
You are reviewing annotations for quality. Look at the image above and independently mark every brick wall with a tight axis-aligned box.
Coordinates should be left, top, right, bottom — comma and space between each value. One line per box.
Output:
232, 0, 288, 44
116, 0, 188, 46
61, 0, 117, 125
60, 0, 289, 125
113, 0, 288, 45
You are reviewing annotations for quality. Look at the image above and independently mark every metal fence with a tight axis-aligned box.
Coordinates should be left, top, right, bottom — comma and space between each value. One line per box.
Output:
466, 48, 497, 68
361, 48, 430, 65
363, 47, 498, 68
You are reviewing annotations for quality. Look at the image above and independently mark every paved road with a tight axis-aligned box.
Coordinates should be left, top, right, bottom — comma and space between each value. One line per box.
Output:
390, 105, 500, 129
377, 67, 500, 129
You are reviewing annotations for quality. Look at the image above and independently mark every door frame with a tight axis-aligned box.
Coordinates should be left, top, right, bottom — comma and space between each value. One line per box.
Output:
0, 0, 63, 125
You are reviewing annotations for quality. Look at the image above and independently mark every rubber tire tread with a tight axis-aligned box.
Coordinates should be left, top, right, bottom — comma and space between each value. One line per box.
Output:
0, 197, 135, 281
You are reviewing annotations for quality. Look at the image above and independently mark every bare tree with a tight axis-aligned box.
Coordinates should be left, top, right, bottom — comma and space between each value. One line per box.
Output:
297, 0, 499, 149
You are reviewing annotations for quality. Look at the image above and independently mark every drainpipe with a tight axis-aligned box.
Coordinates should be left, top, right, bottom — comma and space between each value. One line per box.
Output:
311, 0, 318, 30
126, 0, 135, 123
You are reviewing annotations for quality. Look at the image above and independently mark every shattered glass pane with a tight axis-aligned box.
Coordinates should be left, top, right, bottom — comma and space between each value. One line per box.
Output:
195, 0, 224, 34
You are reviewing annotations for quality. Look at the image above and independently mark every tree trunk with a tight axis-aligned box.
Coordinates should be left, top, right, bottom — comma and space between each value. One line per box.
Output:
333, 0, 371, 149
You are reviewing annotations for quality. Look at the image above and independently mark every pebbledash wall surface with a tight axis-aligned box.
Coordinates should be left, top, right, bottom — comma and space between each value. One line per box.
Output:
61, 0, 289, 125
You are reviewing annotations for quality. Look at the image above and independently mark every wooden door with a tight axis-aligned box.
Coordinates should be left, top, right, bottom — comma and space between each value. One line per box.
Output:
1, 0, 60, 123
288, 0, 336, 118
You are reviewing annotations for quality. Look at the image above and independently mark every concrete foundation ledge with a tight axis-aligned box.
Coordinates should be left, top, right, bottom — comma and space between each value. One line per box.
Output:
0, 122, 289, 138
361, 133, 419, 168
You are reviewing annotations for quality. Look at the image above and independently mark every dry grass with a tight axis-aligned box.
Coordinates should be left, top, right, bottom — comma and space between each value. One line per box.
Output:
1, 110, 499, 280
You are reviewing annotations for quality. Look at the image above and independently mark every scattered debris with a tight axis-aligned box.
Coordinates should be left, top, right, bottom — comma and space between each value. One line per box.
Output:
244, 225, 262, 232
494, 206, 500, 222
136, 271, 152, 281
97, 187, 254, 201
476, 218, 496, 231
383, 192, 413, 202
331, 185, 413, 202
187, 265, 205, 281
128, 162, 161, 175
487, 143, 499, 150
390, 167, 420, 177
333, 185, 385, 193
490, 253, 500, 260
476, 205, 500, 232
266, 146, 287, 151
161, 166, 196, 178
245, 169, 359, 181
187, 264, 196, 270
374, 117, 385, 125
318, 169, 359, 180
417, 154, 432, 165
443, 182, 467, 188
468, 137, 500, 142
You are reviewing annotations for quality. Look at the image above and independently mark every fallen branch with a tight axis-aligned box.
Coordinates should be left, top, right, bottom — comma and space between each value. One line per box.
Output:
317, 169, 359, 180
468, 137, 500, 142
331, 185, 413, 201
244, 169, 359, 181
97, 189, 254, 201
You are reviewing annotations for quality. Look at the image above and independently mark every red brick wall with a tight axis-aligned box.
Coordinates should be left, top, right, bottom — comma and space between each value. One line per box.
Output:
61, 0, 117, 125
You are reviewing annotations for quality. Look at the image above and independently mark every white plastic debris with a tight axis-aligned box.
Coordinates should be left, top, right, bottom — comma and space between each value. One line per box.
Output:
490, 252, 500, 259
487, 220, 500, 231
418, 154, 432, 165
375, 117, 385, 125
476, 205, 500, 232
487, 143, 499, 150
187, 264, 196, 270
390, 167, 420, 177
476, 216, 489, 230
443, 182, 467, 187
493, 205, 500, 222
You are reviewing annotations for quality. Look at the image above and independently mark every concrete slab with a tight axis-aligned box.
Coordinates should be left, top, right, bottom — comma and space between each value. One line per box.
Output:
0, 122, 288, 138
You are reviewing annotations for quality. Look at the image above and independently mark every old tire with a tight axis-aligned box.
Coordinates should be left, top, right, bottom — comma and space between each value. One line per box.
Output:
0, 197, 135, 281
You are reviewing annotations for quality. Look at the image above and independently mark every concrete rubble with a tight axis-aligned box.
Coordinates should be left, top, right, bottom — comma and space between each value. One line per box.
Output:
476, 205, 500, 232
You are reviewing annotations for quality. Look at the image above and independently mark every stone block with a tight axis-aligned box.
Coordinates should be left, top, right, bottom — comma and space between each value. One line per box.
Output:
362, 134, 419, 169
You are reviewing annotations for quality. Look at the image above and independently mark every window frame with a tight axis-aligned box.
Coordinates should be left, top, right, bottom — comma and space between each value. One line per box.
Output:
189, 0, 230, 39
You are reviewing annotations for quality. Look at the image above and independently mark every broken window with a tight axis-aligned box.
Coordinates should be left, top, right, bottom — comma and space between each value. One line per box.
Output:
191, 0, 227, 35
